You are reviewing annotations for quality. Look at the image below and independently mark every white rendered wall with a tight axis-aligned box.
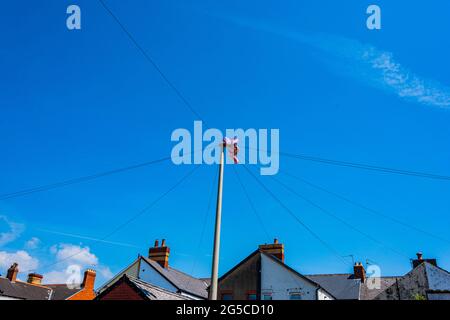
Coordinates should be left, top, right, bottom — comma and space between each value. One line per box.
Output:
260, 254, 318, 300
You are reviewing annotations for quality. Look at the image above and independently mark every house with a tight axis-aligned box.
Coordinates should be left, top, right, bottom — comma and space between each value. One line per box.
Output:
97, 239, 209, 300
374, 253, 450, 300
306, 262, 399, 300
0, 262, 97, 300
96, 274, 190, 300
305, 252, 450, 300
217, 239, 335, 300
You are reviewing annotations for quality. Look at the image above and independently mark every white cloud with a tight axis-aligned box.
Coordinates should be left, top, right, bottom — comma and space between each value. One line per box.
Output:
51, 243, 98, 266
97, 266, 113, 279
42, 270, 69, 284
0, 241, 113, 285
25, 237, 41, 249
0, 215, 25, 247
42, 243, 113, 286
0, 250, 39, 275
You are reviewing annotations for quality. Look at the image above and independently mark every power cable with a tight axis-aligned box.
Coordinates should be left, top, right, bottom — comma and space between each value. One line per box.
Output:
0, 157, 171, 201
232, 166, 272, 242
281, 171, 450, 244
242, 165, 348, 267
270, 175, 409, 259
97, 0, 206, 124
244, 146, 450, 182
280, 151, 450, 182
186, 167, 219, 290
22, 165, 200, 273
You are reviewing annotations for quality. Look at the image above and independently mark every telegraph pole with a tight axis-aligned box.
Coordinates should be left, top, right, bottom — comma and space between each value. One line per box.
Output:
209, 145, 225, 300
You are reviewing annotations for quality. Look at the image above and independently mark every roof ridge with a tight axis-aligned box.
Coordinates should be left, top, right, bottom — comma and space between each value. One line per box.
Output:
15, 280, 53, 290
140, 256, 208, 298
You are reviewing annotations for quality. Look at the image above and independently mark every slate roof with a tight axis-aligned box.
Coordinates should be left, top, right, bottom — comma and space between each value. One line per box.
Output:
45, 284, 82, 300
0, 277, 52, 300
97, 274, 191, 300
306, 274, 360, 300
372, 261, 450, 300
129, 276, 191, 300
359, 277, 398, 300
0, 276, 87, 300
142, 257, 209, 299
424, 262, 450, 291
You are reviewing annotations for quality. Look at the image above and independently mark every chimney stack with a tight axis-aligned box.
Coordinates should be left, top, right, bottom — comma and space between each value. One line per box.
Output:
412, 252, 437, 268
6, 263, 19, 282
82, 269, 96, 290
353, 262, 366, 283
259, 238, 285, 262
149, 239, 170, 268
27, 273, 43, 285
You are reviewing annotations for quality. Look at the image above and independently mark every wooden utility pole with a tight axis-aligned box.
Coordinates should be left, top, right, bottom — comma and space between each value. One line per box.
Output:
209, 146, 224, 300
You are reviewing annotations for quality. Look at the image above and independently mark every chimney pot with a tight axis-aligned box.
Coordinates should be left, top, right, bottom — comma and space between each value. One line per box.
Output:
412, 252, 437, 268
259, 239, 285, 263
417, 252, 423, 261
27, 273, 43, 285
6, 263, 19, 282
149, 239, 170, 268
353, 262, 366, 283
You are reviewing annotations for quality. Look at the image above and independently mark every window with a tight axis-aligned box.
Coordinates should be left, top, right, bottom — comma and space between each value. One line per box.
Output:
247, 293, 257, 300
290, 293, 302, 300
263, 294, 273, 300
221, 293, 233, 300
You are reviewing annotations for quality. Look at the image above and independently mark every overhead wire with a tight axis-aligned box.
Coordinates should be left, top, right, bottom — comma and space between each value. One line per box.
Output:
232, 166, 272, 242
281, 171, 450, 244
0, 157, 172, 201
242, 164, 348, 267
22, 165, 201, 273
97, 0, 206, 125
270, 175, 410, 259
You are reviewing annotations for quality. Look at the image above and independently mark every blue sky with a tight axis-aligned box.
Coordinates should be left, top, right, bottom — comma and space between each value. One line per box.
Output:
1, 0, 450, 287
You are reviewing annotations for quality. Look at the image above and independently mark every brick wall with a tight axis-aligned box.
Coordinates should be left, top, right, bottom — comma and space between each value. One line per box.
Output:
98, 281, 145, 300
68, 288, 97, 300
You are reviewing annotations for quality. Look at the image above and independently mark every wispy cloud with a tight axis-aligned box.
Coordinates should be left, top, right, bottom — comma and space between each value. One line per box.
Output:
310, 35, 450, 108
25, 237, 41, 249
0, 215, 24, 247
38, 228, 143, 249
215, 14, 450, 108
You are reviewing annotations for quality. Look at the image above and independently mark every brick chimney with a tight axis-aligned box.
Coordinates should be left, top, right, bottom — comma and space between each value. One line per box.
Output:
81, 269, 96, 290
259, 238, 285, 262
6, 263, 19, 282
149, 239, 170, 268
27, 273, 43, 285
353, 262, 366, 283
412, 252, 437, 268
